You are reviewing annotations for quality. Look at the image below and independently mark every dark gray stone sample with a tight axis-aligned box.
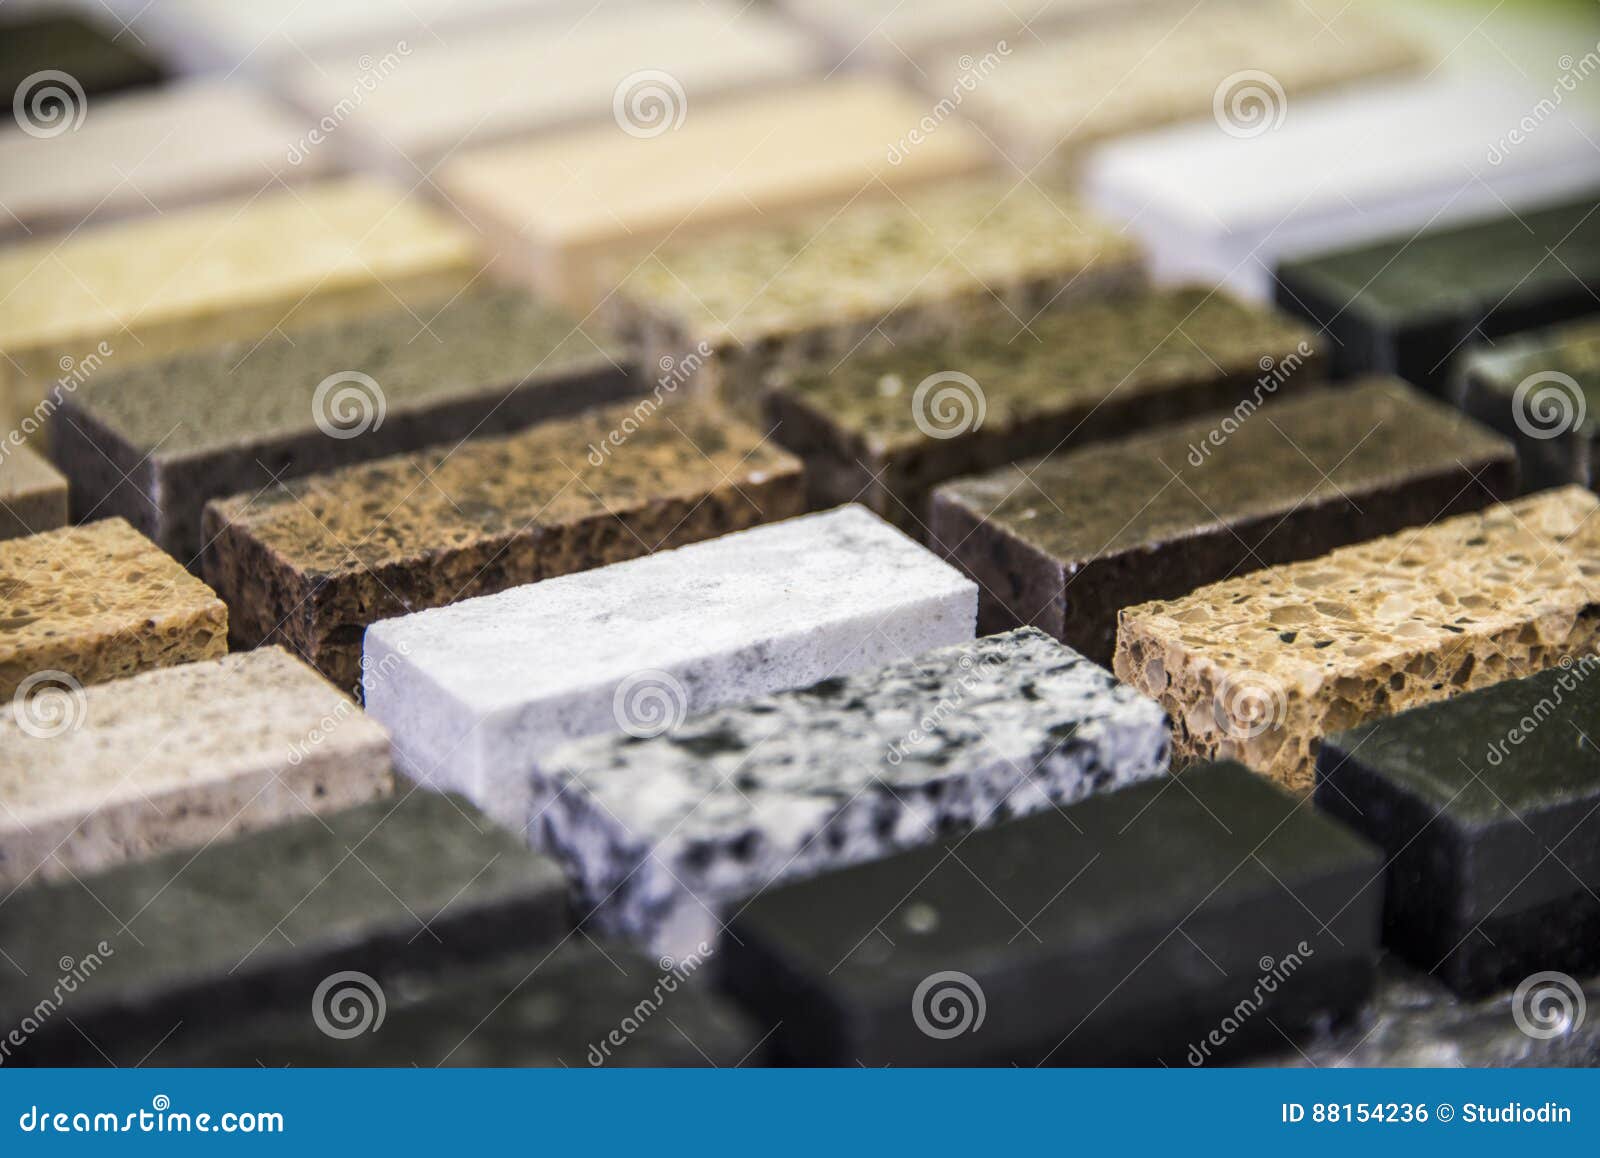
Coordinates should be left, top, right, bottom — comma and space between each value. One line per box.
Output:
1, 11, 166, 106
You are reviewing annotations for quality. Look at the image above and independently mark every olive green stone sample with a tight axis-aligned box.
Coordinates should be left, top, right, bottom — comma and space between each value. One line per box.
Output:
932, 380, 1516, 664
770, 288, 1322, 530
202, 400, 805, 691
0, 11, 166, 106
0, 443, 68, 540
0, 517, 227, 698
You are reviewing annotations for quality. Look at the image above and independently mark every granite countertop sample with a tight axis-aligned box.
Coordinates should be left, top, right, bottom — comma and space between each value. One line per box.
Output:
202, 398, 805, 692
0, 517, 227, 698
721, 761, 1382, 1065
54, 286, 633, 565
0, 790, 570, 1066
1115, 486, 1600, 792
1276, 195, 1600, 391
932, 379, 1516, 664
543, 627, 1169, 955
0, 647, 394, 891
0, 443, 69, 540
0, 9, 166, 105
770, 287, 1322, 530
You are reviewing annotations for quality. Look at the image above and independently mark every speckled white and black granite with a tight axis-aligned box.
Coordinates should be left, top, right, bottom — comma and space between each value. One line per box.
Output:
542, 627, 1169, 955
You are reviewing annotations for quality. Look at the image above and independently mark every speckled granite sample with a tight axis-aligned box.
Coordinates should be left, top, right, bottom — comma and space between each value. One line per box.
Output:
54, 287, 632, 565
436, 77, 993, 313
364, 505, 978, 832
0, 518, 227, 698
0, 10, 165, 106
721, 761, 1381, 1065
0, 443, 68, 540
0, 791, 569, 1066
1115, 486, 1600, 792
608, 176, 1143, 416
0, 647, 393, 891
771, 288, 1322, 529
1317, 664, 1600, 997
544, 628, 1168, 955
1276, 196, 1600, 392
204, 400, 804, 692
933, 380, 1516, 664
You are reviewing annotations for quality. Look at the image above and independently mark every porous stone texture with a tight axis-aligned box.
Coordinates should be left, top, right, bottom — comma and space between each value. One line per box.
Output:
53, 287, 632, 565
933, 380, 1517, 664
1115, 487, 1600, 792
435, 77, 992, 313
0, 647, 393, 891
0, 518, 227, 698
544, 628, 1168, 956
607, 176, 1143, 416
204, 400, 804, 692
363, 505, 978, 832
0, 444, 69, 540
0, 10, 165, 105
771, 287, 1322, 529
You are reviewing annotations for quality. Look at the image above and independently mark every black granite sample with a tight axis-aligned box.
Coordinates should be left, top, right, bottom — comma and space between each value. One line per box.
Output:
721, 762, 1382, 1066
2, 11, 166, 112
0, 792, 570, 1066
1316, 663, 1600, 997
1275, 195, 1600, 392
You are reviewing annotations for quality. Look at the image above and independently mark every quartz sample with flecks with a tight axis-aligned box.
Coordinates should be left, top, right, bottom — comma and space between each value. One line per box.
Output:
1114, 486, 1600, 792
204, 399, 804, 692
932, 380, 1516, 664
0, 647, 393, 891
543, 627, 1168, 956
54, 286, 632, 565
0, 444, 68, 541
363, 505, 978, 833
0, 518, 227, 698
770, 287, 1321, 529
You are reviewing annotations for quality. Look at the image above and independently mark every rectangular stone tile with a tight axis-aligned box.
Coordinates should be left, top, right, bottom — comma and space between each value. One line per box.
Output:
363, 505, 978, 831
769, 287, 1322, 530
932, 380, 1517, 666
1115, 487, 1600, 793
1275, 195, 1600, 392
0, 791, 569, 1066
607, 176, 1143, 417
0, 10, 165, 106
544, 628, 1168, 956
0, 443, 68, 540
1317, 663, 1600, 997
0, 518, 226, 698
203, 399, 805, 692
0, 647, 393, 891
435, 77, 993, 313
721, 761, 1381, 1065
53, 286, 632, 565
0, 176, 481, 429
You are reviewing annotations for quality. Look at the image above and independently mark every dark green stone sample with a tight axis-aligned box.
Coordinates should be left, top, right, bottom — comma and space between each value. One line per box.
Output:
1, 11, 166, 108
721, 762, 1382, 1066
1317, 664, 1600, 997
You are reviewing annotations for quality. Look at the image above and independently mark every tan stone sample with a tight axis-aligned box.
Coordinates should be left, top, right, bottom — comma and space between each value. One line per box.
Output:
1114, 487, 1600, 792
0, 444, 68, 541
0, 518, 228, 697
0, 647, 393, 890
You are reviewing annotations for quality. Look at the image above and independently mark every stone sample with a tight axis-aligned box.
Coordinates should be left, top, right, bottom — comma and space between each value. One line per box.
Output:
1276, 196, 1600, 392
1115, 486, 1600, 792
1317, 664, 1600, 997
770, 288, 1322, 529
435, 77, 993, 313
544, 628, 1168, 954
721, 761, 1382, 1065
0, 518, 227, 698
0, 647, 393, 891
0, 444, 68, 540
53, 286, 633, 565
932, 380, 1516, 665
204, 400, 805, 692
363, 505, 978, 831
0, 791, 570, 1066
607, 176, 1143, 416
0, 10, 165, 106
0, 177, 480, 429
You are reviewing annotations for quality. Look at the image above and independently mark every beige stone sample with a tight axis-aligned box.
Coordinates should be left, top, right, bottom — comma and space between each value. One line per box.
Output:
436, 77, 994, 313
0, 647, 393, 890
1115, 487, 1600, 792
0, 518, 228, 697
0, 445, 68, 541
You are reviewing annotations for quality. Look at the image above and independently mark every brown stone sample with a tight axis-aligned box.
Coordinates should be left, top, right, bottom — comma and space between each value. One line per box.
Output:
1114, 487, 1600, 792
0, 444, 69, 540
